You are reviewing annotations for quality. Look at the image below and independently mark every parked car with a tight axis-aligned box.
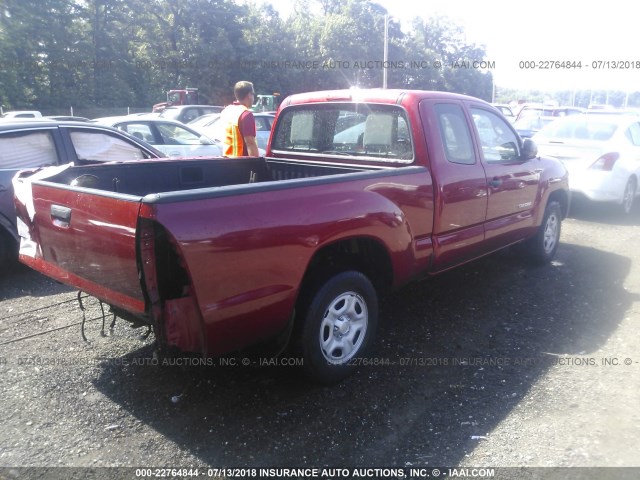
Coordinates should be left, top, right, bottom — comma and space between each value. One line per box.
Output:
513, 115, 556, 138
0, 120, 162, 267
584, 108, 640, 118
491, 104, 515, 122
45, 115, 91, 122
0, 110, 42, 120
158, 105, 224, 124
93, 116, 222, 157
190, 112, 275, 150
516, 105, 583, 122
186, 113, 220, 130
533, 115, 640, 214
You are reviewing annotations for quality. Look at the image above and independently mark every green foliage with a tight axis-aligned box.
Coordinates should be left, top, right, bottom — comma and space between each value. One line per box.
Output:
0, 0, 497, 112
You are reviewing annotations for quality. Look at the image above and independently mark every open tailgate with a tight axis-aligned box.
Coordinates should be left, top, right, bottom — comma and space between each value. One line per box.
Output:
14, 168, 147, 314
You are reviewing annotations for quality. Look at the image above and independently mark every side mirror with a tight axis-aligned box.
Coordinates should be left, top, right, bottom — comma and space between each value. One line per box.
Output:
199, 136, 213, 145
521, 138, 538, 160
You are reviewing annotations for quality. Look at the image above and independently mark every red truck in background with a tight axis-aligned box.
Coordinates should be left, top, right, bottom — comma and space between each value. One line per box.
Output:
14, 89, 570, 383
152, 87, 200, 113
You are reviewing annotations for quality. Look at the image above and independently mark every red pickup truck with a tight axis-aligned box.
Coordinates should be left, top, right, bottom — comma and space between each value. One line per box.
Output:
14, 89, 569, 383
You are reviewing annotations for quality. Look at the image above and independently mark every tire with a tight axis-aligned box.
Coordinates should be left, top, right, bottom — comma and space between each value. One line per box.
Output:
0, 228, 19, 271
620, 177, 636, 215
526, 200, 562, 264
297, 271, 378, 384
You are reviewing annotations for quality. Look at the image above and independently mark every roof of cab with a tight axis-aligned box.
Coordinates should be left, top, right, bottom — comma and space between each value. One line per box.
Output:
280, 88, 488, 108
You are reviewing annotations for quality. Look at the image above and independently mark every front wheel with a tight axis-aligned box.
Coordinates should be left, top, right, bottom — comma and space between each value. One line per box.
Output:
297, 271, 378, 384
525, 201, 562, 264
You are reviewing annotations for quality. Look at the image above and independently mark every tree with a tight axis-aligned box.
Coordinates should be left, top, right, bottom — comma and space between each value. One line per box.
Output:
405, 15, 492, 99
0, 0, 85, 108
0, 0, 504, 112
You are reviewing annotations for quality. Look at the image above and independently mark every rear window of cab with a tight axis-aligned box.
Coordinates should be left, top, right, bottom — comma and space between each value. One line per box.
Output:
271, 104, 413, 163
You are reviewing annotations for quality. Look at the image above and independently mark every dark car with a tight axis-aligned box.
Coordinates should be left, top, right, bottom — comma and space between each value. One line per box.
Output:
0, 120, 162, 267
158, 105, 224, 124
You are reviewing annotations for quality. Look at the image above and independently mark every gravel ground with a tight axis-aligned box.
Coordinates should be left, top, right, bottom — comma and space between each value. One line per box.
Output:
1, 200, 639, 479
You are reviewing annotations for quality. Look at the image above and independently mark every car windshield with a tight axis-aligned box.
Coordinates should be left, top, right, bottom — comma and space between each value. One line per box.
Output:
188, 114, 219, 128
536, 117, 618, 141
159, 109, 180, 121
157, 123, 202, 144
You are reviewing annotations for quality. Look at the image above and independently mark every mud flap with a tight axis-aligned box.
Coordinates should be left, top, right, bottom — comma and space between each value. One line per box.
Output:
163, 296, 205, 354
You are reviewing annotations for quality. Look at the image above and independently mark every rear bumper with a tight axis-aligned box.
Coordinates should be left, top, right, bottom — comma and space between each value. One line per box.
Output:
568, 170, 627, 204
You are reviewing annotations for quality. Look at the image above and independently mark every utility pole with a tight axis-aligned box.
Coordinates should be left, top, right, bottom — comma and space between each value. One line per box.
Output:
383, 15, 389, 89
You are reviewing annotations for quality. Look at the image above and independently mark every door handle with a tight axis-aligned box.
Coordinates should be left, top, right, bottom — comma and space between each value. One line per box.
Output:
488, 177, 502, 187
51, 205, 72, 227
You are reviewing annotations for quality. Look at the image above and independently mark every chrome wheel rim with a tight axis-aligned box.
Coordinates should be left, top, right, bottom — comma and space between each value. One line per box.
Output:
319, 291, 368, 364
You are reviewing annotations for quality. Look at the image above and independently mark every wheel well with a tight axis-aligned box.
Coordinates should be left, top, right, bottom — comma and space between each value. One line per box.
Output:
548, 188, 570, 219
300, 237, 393, 298
292, 237, 392, 351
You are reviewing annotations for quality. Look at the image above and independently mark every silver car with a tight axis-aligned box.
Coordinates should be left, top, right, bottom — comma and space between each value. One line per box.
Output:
94, 116, 222, 157
533, 115, 640, 214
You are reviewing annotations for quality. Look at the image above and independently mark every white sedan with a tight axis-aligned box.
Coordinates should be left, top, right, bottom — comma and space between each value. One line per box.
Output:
533, 115, 640, 214
93, 116, 222, 157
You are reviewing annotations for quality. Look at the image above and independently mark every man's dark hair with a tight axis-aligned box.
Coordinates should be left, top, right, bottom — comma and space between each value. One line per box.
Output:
234, 81, 254, 101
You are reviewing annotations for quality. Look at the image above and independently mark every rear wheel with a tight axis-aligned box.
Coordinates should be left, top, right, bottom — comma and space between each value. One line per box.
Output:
0, 228, 18, 271
296, 271, 378, 384
525, 201, 562, 264
620, 177, 636, 215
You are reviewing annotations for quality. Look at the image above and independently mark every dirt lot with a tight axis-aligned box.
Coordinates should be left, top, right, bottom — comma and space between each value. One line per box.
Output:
1, 200, 639, 478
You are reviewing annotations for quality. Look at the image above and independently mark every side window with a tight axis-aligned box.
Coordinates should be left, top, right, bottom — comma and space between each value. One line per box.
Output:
0, 130, 59, 169
272, 105, 413, 162
625, 123, 640, 146
471, 108, 520, 162
434, 103, 475, 165
69, 130, 146, 162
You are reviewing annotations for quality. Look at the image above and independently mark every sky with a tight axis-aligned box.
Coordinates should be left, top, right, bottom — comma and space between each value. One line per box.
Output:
260, 0, 640, 93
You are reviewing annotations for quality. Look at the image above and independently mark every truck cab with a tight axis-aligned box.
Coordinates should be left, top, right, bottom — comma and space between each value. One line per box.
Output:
152, 88, 200, 113
13, 89, 569, 384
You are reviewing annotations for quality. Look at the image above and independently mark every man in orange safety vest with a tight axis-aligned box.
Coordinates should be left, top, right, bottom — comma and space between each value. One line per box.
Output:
219, 81, 259, 157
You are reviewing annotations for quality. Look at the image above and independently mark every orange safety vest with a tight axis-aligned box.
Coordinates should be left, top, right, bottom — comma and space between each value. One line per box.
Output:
220, 104, 249, 157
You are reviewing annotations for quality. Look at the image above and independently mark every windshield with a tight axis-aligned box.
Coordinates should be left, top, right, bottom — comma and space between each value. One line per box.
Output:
159, 109, 179, 121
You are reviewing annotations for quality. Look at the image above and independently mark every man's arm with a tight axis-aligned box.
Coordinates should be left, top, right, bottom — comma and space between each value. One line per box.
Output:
243, 135, 259, 156
239, 111, 259, 156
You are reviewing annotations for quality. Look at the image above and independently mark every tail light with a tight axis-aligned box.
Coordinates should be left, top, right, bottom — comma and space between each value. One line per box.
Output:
590, 152, 619, 171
